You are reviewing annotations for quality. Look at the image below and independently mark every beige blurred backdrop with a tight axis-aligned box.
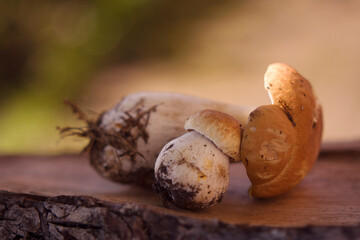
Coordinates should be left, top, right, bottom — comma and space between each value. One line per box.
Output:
1, 0, 360, 154
84, 1, 360, 140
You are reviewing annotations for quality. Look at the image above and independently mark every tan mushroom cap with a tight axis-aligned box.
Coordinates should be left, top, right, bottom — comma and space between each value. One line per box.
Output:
241, 63, 323, 198
185, 109, 242, 161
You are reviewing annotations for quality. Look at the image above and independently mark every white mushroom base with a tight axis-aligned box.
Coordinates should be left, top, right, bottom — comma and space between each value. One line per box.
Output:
154, 131, 230, 210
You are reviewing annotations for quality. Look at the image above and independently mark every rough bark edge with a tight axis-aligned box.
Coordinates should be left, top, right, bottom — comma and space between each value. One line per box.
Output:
0, 190, 359, 240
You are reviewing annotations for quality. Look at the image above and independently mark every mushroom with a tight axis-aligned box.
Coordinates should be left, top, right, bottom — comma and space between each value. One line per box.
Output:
60, 92, 253, 187
241, 63, 323, 198
153, 109, 241, 210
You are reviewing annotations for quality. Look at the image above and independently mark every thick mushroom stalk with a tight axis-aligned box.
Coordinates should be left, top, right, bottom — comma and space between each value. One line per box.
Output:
241, 63, 323, 198
60, 92, 253, 187
154, 110, 242, 210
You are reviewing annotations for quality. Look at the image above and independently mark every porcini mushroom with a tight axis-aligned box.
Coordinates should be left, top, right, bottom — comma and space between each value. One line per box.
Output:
153, 109, 241, 210
60, 92, 253, 186
241, 63, 323, 198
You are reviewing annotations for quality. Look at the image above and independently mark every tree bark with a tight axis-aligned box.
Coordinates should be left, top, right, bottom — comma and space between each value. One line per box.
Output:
1, 190, 359, 240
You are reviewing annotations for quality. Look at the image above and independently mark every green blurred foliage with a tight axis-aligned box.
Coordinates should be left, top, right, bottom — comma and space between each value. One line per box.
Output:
0, 0, 232, 154
0, 0, 149, 154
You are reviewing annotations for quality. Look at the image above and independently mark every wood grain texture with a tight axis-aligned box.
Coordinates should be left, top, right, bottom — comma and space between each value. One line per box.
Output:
0, 142, 360, 239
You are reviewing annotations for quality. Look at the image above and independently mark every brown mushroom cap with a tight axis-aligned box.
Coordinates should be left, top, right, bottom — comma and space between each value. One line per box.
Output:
185, 109, 242, 161
241, 63, 323, 198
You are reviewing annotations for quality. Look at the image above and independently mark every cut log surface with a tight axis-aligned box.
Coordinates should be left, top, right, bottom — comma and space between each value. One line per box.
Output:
1, 141, 360, 239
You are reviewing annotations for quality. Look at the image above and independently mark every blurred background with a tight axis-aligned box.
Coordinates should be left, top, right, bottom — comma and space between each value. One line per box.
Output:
1, 0, 360, 155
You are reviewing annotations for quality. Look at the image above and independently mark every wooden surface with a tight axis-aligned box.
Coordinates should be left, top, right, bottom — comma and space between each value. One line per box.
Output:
1, 142, 360, 239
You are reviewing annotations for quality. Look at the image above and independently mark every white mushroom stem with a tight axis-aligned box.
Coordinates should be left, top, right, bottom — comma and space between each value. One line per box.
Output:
90, 92, 253, 186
